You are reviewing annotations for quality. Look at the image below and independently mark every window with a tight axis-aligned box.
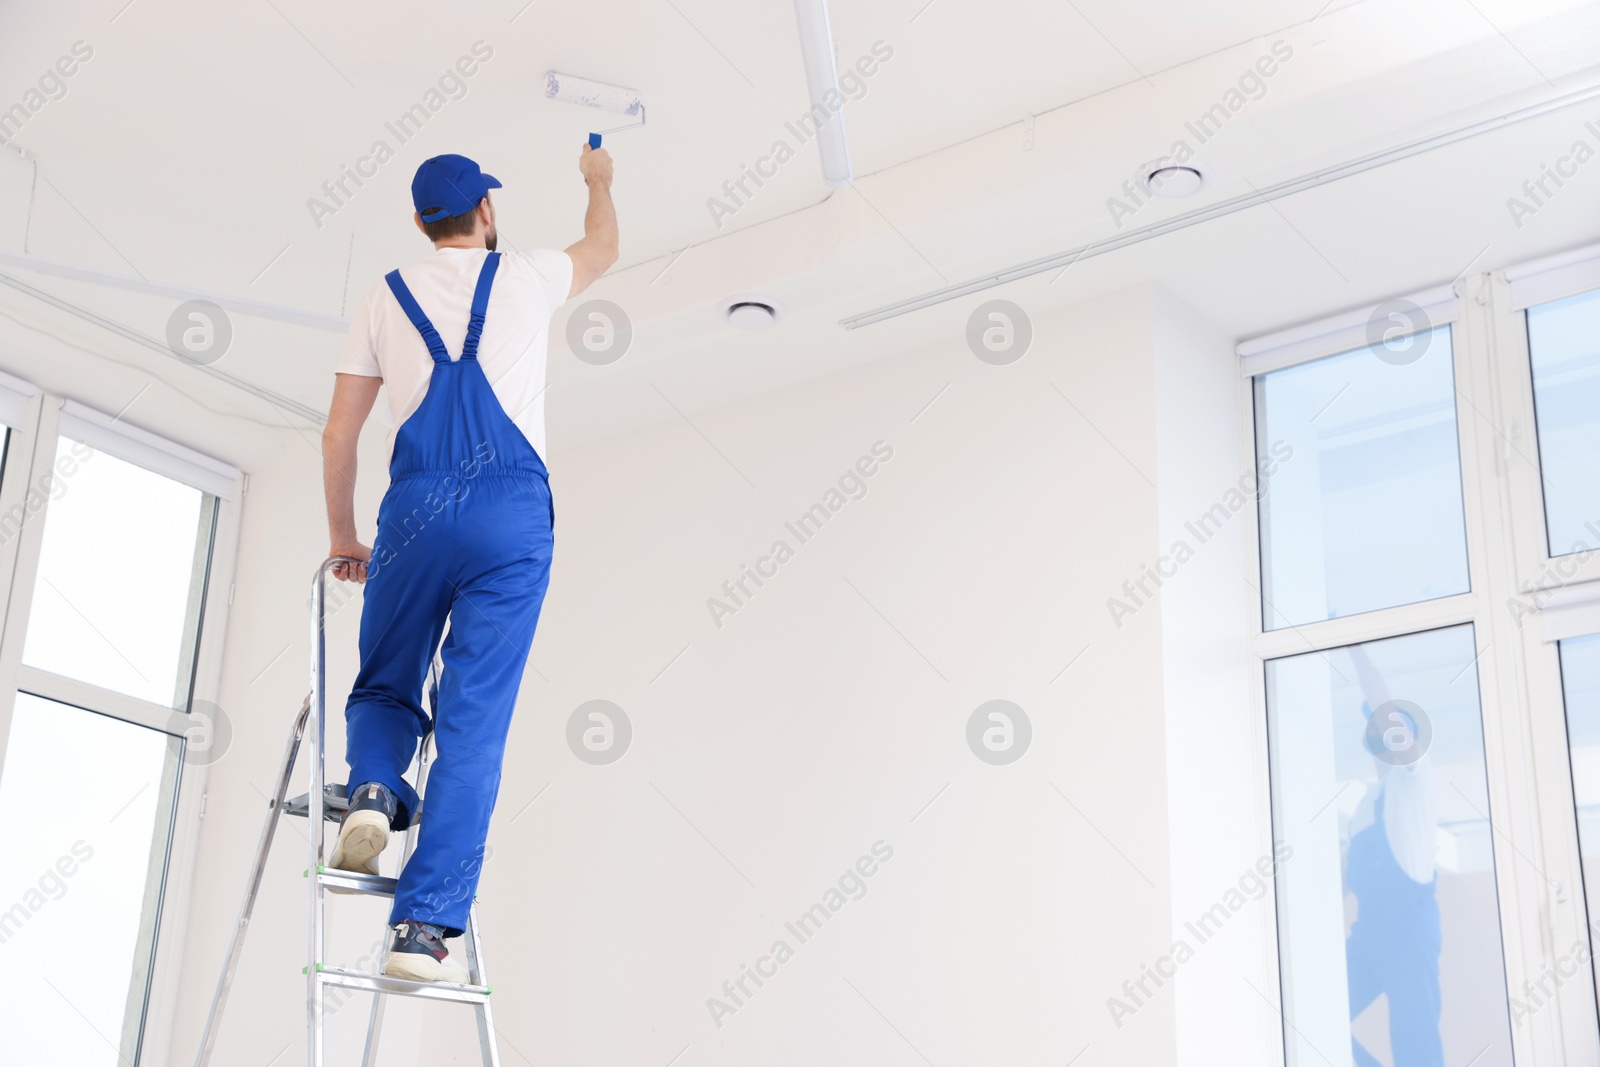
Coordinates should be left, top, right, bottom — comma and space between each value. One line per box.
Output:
0, 694, 181, 1067
1253, 325, 1470, 628
1526, 290, 1600, 557
0, 397, 232, 1066
1240, 250, 1600, 1064
1266, 625, 1512, 1066
22, 438, 215, 709
1245, 290, 1541, 1066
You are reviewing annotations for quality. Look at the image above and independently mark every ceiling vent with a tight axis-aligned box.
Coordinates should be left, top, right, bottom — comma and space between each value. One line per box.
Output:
1142, 163, 1204, 198
722, 296, 782, 330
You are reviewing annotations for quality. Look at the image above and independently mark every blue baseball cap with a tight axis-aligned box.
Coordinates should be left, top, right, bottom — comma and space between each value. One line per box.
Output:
411, 154, 502, 223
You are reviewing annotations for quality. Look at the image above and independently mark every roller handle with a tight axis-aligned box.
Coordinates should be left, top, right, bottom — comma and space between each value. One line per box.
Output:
588, 133, 602, 149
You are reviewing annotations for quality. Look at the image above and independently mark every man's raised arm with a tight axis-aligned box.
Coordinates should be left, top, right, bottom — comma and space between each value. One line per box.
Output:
564, 144, 618, 299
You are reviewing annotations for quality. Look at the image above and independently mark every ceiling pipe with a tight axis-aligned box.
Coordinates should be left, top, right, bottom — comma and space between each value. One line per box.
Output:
0, 249, 349, 333
0, 269, 327, 424
792, 0, 852, 187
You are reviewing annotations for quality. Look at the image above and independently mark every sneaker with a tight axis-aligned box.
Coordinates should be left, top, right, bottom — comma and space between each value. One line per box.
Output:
384, 920, 469, 984
329, 782, 396, 876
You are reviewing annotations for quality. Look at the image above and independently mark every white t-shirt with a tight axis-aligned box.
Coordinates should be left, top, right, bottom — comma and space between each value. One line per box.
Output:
1348, 760, 1438, 884
337, 246, 573, 462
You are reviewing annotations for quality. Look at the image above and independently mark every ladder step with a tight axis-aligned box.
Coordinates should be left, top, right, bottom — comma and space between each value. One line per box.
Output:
282, 783, 350, 822
309, 866, 397, 896
316, 965, 491, 1004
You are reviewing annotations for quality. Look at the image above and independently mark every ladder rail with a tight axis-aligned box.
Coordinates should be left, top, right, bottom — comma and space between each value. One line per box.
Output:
308, 557, 348, 1067
362, 659, 439, 1067
193, 694, 312, 1067
464, 901, 502, 1067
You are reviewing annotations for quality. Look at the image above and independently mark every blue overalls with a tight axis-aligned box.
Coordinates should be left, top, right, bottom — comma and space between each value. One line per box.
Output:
344, 251, 554, 936
1346, 787, 1444, 1067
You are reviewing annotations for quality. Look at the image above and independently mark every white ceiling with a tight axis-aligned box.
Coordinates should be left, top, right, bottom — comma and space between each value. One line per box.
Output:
2, 0, 1600, 463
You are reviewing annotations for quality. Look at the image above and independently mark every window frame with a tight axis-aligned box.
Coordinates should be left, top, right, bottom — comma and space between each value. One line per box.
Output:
1487, 262, 1600, 1067
1496, 253, 1600, 601
1248, 319, 1475, 632
0, 388, 243, 1067
1237, 273, 1594, 1066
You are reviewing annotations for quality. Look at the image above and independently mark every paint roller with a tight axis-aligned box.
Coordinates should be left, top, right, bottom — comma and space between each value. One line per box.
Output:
544, 73, 645, 149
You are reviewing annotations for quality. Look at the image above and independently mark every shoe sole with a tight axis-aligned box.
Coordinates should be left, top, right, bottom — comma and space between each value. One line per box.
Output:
384, 952, 469, 985
329, 810, 389, 877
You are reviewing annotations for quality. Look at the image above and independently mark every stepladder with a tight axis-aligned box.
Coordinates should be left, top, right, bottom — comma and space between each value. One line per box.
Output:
194, 557, 502, 1067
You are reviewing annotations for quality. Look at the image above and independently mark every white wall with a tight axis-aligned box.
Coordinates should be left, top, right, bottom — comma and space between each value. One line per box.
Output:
164, 282, 1197, 1067
404, 284, 1176, 1065
1152, 290, 1278, 1067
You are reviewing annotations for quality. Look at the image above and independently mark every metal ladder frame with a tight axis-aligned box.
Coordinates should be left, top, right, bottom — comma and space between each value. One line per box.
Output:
194, 557, 501, 1066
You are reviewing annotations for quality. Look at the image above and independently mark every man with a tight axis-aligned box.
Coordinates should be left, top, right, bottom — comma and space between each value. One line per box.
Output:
1344, 644, 1442, 1067
321, 146, 616, 983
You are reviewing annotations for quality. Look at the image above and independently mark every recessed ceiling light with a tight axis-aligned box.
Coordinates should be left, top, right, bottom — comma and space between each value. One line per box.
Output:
722, 296, 782, 330
1143, 163, 1204, 199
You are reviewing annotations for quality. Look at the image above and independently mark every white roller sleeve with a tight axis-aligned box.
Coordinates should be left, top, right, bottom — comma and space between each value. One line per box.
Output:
544, 73, 642, 116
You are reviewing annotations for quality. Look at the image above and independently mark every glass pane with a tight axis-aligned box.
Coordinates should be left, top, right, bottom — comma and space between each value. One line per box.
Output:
1559, 632, 1600, 1019
23, 438, 211, 708
1254, 326, 1470, 628
1267, 625, 1512, 1067
1527, 291, 1600, 556
0, 693, 181, 1066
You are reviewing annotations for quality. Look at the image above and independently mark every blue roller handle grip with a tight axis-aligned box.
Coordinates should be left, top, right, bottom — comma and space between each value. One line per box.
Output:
588, 133, 602, 149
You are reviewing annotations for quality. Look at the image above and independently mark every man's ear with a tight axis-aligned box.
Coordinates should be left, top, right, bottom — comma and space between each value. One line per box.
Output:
414, 211, 427, 235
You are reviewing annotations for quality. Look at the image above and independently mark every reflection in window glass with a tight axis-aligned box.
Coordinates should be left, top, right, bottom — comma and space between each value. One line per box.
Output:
1254, 326, 1470, 628
1267, 625, 1511, 1067
1526, 291, 1600, 556
1559, 633, 1600, 1015
0, 693, 181, 1066
22, 438, 213, 708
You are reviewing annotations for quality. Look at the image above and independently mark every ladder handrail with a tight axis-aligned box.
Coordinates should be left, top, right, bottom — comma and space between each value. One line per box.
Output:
308, 556, 359, 1064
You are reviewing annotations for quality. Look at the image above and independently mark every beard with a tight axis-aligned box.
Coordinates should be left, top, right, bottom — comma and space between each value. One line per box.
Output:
485, 224, 498, 252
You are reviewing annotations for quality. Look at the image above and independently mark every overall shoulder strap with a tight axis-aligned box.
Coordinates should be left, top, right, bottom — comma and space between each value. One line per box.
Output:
384, 268, 451, 363
460, 251, 501, 362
